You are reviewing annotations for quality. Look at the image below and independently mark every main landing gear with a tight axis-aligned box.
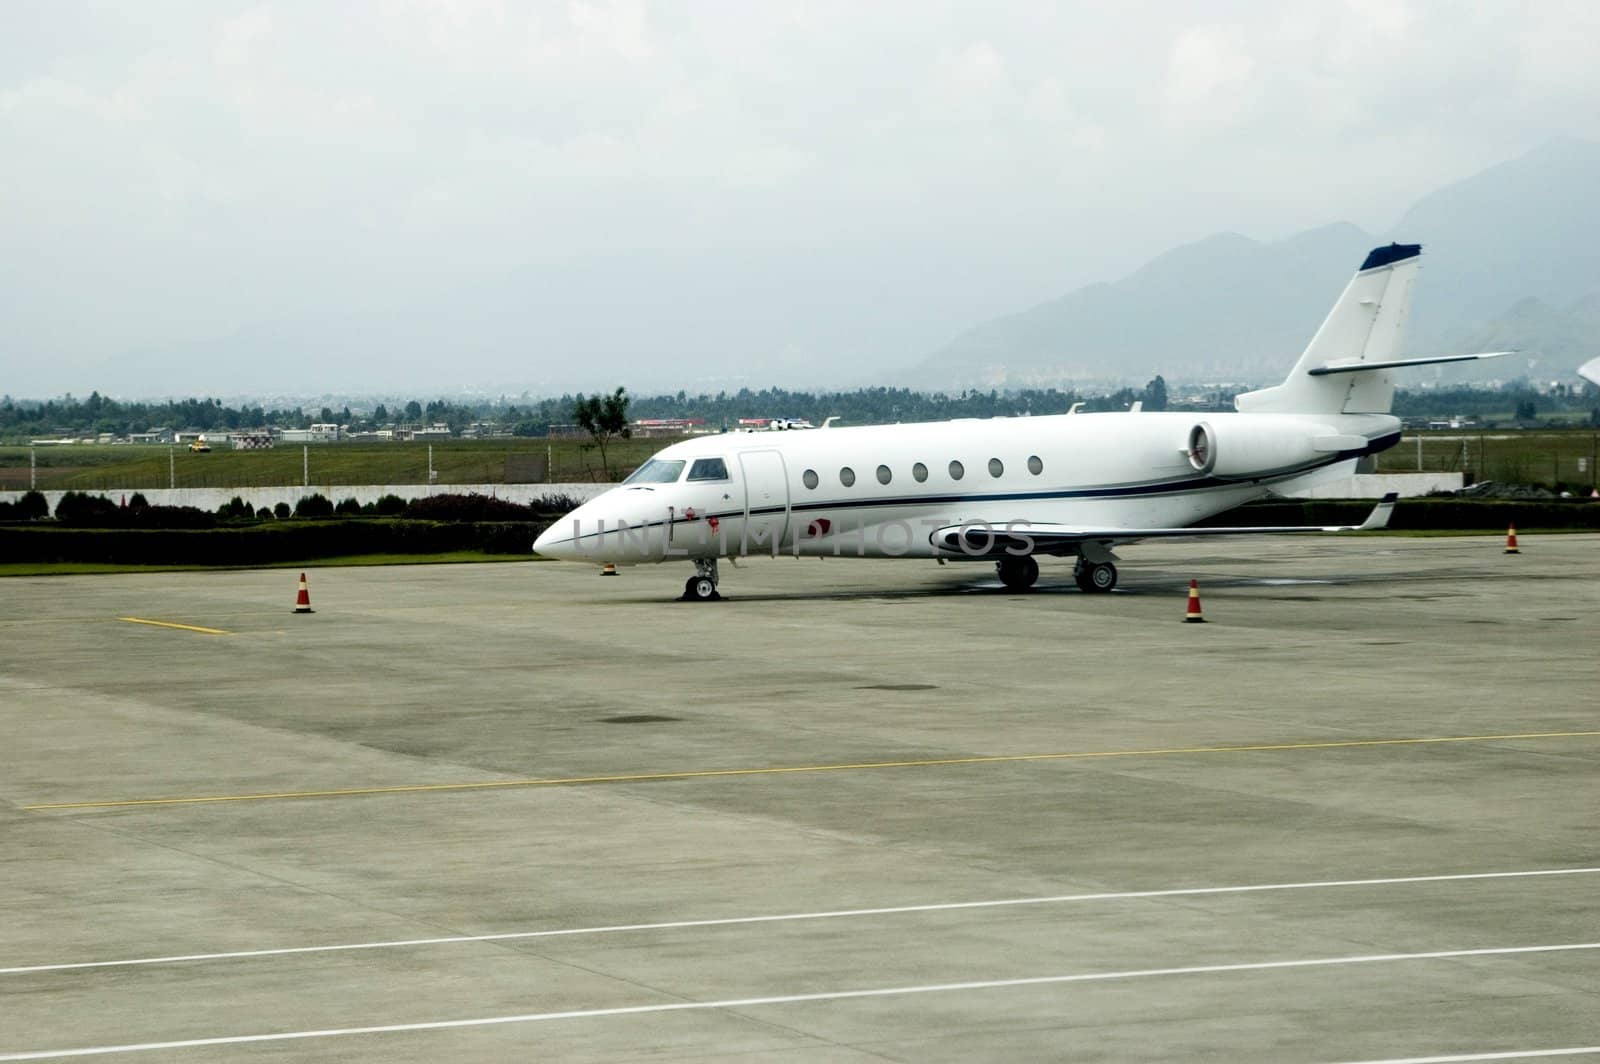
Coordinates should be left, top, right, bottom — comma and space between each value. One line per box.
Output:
995, 555, 1039, 591
682, 558, 721, 602
1074, 559, 1118, 593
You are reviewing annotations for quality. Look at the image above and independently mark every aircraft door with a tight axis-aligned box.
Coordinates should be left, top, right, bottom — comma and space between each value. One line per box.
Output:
738, 450, 790, 556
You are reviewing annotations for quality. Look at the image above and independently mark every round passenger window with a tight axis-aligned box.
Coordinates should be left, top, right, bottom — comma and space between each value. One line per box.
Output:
912, 462, 928, 483
948, 460, 964, 481
840, 467, 856, 487
876, 464, 892, 485
1027, 455, 1043, 475
988, 458, 1004, 478
802, 469, 819, 490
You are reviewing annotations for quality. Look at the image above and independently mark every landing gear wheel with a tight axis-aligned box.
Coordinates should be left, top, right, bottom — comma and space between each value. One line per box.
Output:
684, 576, 719, 601
1075, 561, 1117, 593
996, 555, 1039, 591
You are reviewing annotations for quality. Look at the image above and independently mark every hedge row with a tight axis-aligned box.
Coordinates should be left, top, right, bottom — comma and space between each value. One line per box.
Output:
0, 519, 551, 565
1199, 498, 1600, 531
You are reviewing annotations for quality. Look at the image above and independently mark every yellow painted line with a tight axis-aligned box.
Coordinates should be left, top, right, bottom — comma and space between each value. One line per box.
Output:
21, 730, 1600, 812
117, 617, 230, 636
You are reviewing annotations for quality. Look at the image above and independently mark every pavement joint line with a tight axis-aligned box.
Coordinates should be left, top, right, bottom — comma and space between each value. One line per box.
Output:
4, 867, 1596, 977
1320, 1048, 1600, 1063
115, 617, 230, 636
21, 730, 1600, 811
2, 942, 1597, 1061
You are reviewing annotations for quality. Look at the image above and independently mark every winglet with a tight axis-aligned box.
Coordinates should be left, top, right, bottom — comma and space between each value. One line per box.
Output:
1354, 492, 1399, 531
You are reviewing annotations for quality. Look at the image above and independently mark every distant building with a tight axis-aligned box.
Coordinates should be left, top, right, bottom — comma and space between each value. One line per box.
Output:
395, 423, 452, 441
631, 417, 706, 438
280, 423, 343, 444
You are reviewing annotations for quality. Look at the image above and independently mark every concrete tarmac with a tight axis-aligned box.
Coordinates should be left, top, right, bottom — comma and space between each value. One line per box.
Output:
2, 534, 1598, 1062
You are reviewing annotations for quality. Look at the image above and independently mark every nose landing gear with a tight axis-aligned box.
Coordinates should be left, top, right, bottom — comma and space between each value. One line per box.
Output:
682, 558, 722, 602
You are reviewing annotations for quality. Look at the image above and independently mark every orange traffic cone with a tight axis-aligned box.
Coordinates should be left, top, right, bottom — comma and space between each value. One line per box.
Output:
1184, 579, 1206, 623
293, 572, 315, 613
599, 562, 618, 576
1503, 525, 1520, 555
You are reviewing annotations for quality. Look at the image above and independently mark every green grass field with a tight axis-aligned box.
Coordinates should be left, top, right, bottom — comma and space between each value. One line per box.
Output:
5, 427, 1598, 493
0, 552, 543, 578
0, 437, 678, 492
1373, 429, 1600, 489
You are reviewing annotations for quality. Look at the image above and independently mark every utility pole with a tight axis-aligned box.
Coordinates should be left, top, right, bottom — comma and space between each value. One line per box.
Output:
30, 445, 36, 490
168, 446, 175, 490
303, 445, 309, 488
428, 444, 436, 486
1415, 435, 1422, 471
547, 443, 553, 483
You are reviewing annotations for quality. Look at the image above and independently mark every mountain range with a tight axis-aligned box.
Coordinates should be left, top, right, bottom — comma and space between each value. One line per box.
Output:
918, 138, 1600, 388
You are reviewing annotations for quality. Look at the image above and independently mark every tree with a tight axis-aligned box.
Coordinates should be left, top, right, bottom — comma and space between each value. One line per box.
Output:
404, 400, 423, 421
1141, 374, 1169, 412
573, 387, 632, 480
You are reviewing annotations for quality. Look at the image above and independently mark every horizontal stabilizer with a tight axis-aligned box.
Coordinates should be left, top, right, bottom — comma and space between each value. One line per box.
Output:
1308, 351, 1511, 376
1580, 357, 1600, 386
930, 494, 1399, 556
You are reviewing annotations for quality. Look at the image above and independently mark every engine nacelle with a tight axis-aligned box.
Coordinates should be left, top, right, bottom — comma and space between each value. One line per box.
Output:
1184, 417, 1339, 480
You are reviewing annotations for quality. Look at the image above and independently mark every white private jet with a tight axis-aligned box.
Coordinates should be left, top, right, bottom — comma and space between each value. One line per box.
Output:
534, 243, 1505, 600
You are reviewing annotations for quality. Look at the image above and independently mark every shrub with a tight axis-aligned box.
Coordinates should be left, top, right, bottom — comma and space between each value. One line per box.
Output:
54, 491, 120, 524
127, 492, 149, 511
374, 493, 408, 516
257, 506, 275, 519
294, 493, 334, 518
217, 496, 255, 520
403, 492, 541, 522
18, 490, 50, 520
274, 501, 292, 519
335, 497, 364, 516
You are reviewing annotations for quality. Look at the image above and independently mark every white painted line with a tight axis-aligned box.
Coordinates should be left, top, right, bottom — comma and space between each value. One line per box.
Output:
3, 942, 1597, 1061
5, 866, 1597, 977
1323, 1049, 1600, 1063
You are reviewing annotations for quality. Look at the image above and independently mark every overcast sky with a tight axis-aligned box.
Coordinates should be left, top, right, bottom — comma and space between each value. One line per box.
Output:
4, 0, 1599, 398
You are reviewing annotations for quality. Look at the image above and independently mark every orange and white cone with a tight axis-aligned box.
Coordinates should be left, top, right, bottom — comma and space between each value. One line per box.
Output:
1503, 525, 1520, 554
600, 561, 618, 576
293, 572, 315, 613
1184, 579, 1206, 623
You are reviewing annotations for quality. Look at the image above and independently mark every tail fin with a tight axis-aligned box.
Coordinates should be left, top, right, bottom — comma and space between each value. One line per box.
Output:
1236, 244, 1422, 415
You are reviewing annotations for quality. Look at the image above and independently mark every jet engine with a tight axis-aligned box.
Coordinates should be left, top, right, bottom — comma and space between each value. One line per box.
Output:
1184, 418, 1345, 480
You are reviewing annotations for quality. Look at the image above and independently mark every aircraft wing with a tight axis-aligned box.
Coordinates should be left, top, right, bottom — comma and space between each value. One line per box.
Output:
931, 494, 1397, 556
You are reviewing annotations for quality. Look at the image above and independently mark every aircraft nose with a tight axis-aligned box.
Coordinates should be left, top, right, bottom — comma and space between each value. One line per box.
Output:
533, 514, 580, 560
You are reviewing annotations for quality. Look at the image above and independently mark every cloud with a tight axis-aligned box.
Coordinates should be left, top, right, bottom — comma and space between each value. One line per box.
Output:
2, 1, 1600, 395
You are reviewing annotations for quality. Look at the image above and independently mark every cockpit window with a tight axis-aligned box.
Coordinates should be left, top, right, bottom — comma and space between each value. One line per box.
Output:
623, 459, 686, 484
686, 457, 730, 482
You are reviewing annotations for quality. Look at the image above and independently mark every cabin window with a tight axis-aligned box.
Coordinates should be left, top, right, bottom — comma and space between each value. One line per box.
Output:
802, 469, 819, 490
623, 459, 686, 484
912, 462, 928, 482
876, 464, 892, 485
1028, 455, 1043, 475
988, 458, 1004, 478
686, 457, 730, 482
948, 460, 964, 481
840, 467, 856, 487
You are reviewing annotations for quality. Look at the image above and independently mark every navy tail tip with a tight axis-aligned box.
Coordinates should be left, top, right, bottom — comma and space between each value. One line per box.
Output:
1360, 243, 1422, 271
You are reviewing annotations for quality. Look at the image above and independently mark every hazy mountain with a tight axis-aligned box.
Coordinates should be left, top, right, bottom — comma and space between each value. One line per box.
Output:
920, 138, 1600, 388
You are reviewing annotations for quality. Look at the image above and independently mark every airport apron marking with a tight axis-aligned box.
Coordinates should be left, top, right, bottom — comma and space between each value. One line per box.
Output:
2, 942, 1596, 1060
116, 617, 230, 636
5, 866, 1596, 977
21, 729, 1600, 811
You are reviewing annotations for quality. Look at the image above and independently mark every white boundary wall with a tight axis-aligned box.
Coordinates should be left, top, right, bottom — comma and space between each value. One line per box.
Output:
1, 473, 1459, 512
1287, 473, 1463, 499
0, 483, 611, 512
